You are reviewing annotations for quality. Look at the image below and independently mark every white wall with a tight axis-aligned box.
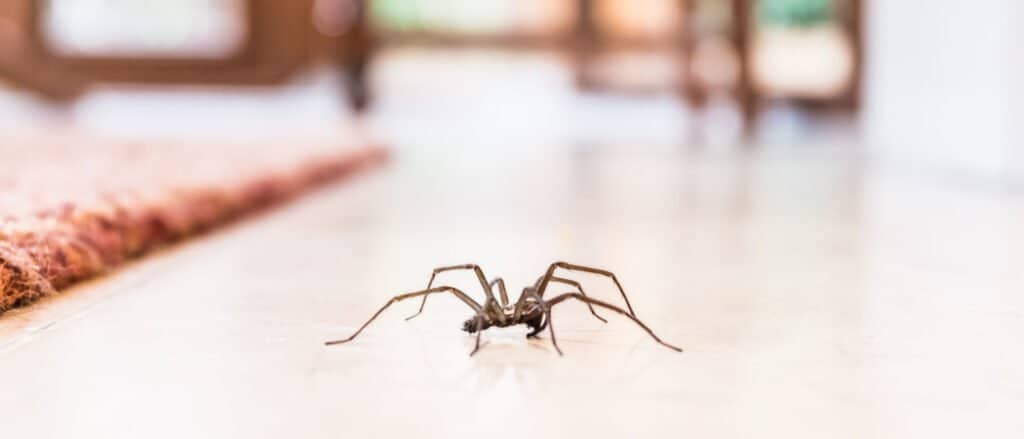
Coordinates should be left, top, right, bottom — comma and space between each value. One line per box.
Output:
1008, 2, 1024, 181
864, 0, 1016, 182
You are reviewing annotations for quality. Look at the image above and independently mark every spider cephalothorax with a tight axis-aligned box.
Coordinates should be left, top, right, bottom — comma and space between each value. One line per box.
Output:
325, 262, 683, 356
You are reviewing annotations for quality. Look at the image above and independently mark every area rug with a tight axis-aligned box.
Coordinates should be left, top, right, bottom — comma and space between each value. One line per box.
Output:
0, 134, 386, 314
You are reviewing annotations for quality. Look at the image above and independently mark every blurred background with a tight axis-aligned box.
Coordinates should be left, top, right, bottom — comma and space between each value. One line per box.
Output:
0, 0, 1016, 187
1, 0, 1017, 187
1, 0, 857, 155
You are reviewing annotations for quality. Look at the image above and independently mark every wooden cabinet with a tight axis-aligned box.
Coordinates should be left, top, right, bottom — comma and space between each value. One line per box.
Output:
0, 1, 333, 98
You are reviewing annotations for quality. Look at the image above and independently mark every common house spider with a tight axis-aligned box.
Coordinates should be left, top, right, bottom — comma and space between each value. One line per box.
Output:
325, 262, 683, 356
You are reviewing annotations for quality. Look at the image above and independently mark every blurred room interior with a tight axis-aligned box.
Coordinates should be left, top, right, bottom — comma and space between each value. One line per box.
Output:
3, 0, 1018, 184
1, 1, 1021, 438
0, 0, 866, 146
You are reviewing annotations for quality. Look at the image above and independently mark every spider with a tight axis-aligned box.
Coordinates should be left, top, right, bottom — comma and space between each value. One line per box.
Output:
324, 262, 683, 356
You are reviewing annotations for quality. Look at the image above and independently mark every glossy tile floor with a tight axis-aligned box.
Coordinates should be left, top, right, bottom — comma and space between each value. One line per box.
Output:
1, 139, 1021, 438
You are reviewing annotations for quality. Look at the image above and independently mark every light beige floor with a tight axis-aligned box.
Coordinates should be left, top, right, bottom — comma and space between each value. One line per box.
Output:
1, 143, 1021, 438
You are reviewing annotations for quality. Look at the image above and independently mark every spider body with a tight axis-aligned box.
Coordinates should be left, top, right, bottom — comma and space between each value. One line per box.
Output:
460, 293, 545, 335
325, 262, 682, 356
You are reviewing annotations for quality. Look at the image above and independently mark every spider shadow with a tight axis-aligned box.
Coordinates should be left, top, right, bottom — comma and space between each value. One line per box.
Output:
468, 333, 557, 355
465, 325, 558, 356
450, 328, 560, 391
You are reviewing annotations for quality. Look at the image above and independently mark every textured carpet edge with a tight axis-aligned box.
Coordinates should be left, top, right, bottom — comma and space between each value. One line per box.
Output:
0, 145, 388, 314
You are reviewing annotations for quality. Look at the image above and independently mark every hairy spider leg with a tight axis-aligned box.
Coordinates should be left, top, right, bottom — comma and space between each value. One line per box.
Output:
532, 275, 608, 323
325, 286, 483, 346
535, 262, 638, 317
511, 286, 533, 323
406, 264, 505, 323
544, 293, 682, 353
527, 290, 562, 356
488, 277, 510, 306
470, 317, 485, 356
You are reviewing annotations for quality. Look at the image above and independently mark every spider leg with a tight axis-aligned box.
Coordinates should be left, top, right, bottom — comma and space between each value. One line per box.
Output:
405, 264, 503, 322
523, 276, 607, 337
488, 277, 510, 306
511, 286, 532, 323
518, 290, 546, 338
470, 317, 485, 356
545, 293, 682, 353
325, 286, 483, 346
535, 262, 638, 316
528, 290, 563, 356
545, 276, 607, 323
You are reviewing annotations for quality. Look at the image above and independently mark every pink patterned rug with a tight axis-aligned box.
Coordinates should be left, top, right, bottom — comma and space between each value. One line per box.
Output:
0, 134, 386, 313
